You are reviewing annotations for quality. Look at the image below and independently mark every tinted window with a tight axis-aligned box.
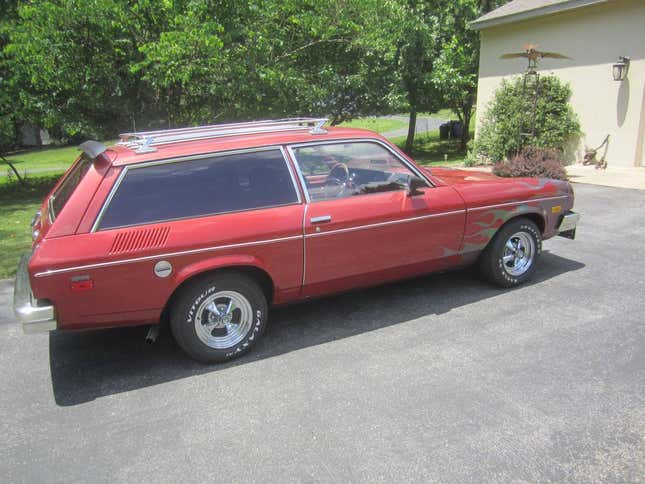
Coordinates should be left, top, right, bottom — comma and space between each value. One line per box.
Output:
99, 149, 298, 230
291, 142, 421, 201
50, 155, 92, 219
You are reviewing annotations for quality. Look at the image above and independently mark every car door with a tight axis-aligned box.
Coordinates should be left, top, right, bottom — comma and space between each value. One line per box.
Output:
288, 140, 466, 297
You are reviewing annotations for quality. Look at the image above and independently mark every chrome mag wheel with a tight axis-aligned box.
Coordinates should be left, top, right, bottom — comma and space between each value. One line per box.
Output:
194, 290, 253, 349
502, 231, 536, 277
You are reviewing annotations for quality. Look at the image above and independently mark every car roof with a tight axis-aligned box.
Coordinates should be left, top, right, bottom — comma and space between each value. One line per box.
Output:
106, 127, 389, 167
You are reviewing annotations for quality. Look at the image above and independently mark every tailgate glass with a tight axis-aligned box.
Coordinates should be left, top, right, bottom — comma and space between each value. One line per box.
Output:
49, 154, 92, 220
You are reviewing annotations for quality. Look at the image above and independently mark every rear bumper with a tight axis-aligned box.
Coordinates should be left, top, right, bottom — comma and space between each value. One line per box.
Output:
13, 253, 57, 334
558, 211, 580, 239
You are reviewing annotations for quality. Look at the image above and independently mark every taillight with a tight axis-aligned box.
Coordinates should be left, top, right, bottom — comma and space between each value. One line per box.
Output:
30, 210, 41, 227
31, 210, 42, 242
70, 275, 94, 292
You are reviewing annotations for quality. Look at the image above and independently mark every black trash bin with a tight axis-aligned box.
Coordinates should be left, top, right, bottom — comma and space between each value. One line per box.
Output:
450, 121, 463, 139
439, 123, 450, 140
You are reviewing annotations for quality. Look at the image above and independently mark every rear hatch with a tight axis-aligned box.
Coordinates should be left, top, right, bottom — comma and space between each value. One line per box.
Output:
32, 154, 93, 245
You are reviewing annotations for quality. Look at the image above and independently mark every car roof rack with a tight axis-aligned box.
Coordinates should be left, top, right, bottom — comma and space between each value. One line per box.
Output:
118, 117, 329, 154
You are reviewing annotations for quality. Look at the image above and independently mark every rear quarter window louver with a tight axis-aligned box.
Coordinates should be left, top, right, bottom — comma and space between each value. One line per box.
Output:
109, 226, 170, 254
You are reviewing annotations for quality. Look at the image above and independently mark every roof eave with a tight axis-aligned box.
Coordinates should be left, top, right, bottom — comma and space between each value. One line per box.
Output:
469, 0, 609, 30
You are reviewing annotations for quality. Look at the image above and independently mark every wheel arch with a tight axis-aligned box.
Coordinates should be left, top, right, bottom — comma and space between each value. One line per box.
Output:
492, 211, 546, 245
473, 209, 546, 255
160, 261, 275, 327
517, 211, 546, 235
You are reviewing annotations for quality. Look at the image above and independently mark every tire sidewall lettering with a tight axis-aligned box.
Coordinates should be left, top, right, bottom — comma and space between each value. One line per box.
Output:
225, 309, 263, 358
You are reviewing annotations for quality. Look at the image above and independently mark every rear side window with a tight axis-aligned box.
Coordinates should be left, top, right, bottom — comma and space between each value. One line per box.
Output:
49, 154, 92, 220
98, 149, 298, 230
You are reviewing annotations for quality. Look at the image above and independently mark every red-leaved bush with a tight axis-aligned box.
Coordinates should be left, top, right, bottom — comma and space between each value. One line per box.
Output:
493, 147, 568, 181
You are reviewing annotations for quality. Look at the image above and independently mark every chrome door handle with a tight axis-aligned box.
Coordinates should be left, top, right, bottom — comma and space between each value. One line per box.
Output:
310, 215, 332, 224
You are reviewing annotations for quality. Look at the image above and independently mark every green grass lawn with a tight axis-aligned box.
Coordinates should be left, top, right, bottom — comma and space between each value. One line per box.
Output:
339, 117, 408, 133
392, 129, 472, 166
0, 176, 61, 278
3, 145, 81, 177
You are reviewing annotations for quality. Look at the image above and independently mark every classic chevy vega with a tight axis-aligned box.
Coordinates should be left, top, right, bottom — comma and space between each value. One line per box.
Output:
14, 118, 580, 362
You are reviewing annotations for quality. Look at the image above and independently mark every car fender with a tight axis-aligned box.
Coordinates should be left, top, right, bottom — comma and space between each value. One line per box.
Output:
461, 203, 547, 253
171, 254, 273, 290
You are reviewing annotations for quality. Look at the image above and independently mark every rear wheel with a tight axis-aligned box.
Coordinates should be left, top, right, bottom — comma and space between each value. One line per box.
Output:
170, 273, 268, 363
479, 218, 542, 288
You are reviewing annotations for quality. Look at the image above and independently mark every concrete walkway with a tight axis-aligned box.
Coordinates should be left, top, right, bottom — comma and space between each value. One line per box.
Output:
446, 164, 645, 190
566, 164, 645, 190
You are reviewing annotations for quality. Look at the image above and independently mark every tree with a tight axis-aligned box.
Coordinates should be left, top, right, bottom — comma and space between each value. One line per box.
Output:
0, 0, 512, 144
0, 0, 25, 184
0, 78, 24, 185
393, 1, 442, 152
433, 0, 511, 149
134, 0, 398, 126
3, 0, 144, 139
433, 0, 480, 149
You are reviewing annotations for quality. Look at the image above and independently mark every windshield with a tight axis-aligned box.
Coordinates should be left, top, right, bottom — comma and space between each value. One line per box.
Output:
49, 154, 92, 220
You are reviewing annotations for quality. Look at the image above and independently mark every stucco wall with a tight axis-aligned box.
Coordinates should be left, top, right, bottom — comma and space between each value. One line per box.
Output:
475, 0, 645, 167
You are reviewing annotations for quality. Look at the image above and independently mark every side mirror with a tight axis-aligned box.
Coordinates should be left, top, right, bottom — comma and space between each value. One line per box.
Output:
408, 176, 427, 196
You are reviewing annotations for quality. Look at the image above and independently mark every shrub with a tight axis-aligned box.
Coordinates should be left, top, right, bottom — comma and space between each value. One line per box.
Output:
493, 147, 568, 181
474, 75, 580, 163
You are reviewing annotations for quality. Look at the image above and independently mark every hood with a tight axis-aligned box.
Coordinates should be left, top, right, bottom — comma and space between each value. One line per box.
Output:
423, 166, 500, 185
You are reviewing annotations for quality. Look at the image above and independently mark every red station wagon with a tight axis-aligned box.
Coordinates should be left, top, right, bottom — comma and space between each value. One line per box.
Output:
14, 118, 580, 362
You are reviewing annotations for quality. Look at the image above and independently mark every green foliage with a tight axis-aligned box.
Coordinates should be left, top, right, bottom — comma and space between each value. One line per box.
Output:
0, 0, 18, 152
0, 0, 498, 142
4, 0, 142, 139
474, 75, 581, 163
432, 0, 479, 147
2, 0, 406, 133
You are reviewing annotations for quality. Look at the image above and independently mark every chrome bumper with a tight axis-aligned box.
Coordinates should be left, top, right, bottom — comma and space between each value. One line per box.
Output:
558, 211, 580, 239
13, 253, 57, 334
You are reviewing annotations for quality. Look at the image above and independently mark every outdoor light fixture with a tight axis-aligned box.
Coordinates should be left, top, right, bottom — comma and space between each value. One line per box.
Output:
612, 56, 630, 81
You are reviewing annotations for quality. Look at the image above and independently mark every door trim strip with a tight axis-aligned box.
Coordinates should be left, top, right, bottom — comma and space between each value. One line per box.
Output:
34, 235, 302, 278
305, 209, 466, 238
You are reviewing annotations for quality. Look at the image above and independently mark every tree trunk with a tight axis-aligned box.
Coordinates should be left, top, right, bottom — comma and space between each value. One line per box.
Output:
460, 108, 471, 150
404, 109, 417, 153
1, 155, 25, 186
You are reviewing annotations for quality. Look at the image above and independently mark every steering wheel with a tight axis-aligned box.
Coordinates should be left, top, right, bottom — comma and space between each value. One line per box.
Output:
322, 163, 350, 198
327, 162, 349, 184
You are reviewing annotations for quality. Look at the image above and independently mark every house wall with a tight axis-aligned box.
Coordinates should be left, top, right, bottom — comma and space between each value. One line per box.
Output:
475, 0, 645, 167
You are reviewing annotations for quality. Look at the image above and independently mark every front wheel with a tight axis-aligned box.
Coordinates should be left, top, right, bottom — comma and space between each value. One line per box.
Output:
170, 273, 268, 363
479, 218, 542, 288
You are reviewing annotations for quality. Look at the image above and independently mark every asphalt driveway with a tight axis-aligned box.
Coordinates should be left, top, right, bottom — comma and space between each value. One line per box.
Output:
0, 184, 643, 482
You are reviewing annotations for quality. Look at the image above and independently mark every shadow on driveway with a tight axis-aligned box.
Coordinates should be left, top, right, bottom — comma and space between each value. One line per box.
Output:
49, 252, 584, 406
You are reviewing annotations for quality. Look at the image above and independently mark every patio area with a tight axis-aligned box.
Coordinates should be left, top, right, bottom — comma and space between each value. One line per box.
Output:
566, 164, 645, 190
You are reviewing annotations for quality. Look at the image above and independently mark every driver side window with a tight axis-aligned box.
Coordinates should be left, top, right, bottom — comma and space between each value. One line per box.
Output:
290, 141, 420, 202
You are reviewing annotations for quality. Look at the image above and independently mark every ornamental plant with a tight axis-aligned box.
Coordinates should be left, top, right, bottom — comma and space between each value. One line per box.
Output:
471, 75, 580, 164
493, 146, 568, 181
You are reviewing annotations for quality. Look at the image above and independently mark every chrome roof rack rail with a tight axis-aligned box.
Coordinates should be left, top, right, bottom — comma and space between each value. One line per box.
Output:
118, 117, 329, 154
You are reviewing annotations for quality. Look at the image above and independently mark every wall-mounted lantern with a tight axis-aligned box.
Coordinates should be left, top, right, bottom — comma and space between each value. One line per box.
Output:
612, 56, 630, 81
